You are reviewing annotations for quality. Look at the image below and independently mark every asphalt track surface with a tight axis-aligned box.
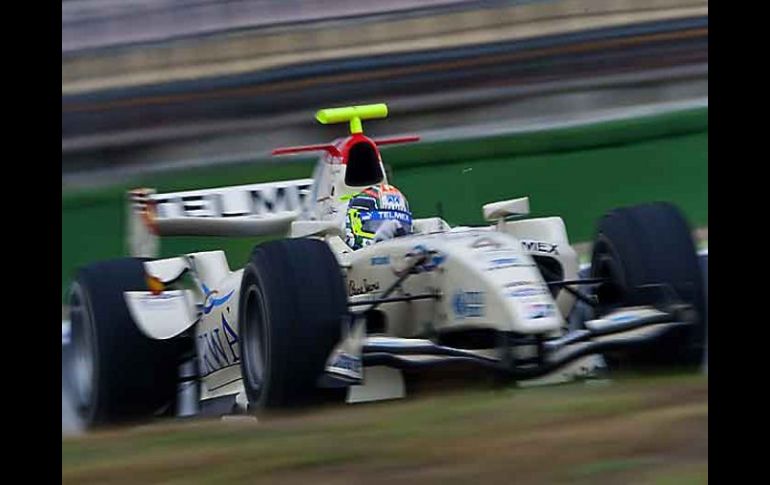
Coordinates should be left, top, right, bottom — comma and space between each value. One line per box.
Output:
61, 251, 708, 435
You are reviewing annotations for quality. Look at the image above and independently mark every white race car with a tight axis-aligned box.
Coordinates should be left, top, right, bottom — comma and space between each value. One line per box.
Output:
65, 104, 706, 428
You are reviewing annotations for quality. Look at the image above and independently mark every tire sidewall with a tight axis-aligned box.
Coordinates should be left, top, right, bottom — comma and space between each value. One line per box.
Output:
68, 280, 101, 425
238, 239, 347, 411
239, 261, 274, 409
68, 258, 181, 427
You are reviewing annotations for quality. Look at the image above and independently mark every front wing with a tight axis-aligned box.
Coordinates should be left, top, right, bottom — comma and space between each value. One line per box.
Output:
323, 305, 694, 387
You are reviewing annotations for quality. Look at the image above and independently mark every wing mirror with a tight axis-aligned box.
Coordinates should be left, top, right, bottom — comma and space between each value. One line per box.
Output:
482, 197, 530, 222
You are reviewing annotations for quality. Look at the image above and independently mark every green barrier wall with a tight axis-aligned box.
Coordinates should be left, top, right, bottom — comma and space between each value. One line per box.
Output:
62, 108, 707, 300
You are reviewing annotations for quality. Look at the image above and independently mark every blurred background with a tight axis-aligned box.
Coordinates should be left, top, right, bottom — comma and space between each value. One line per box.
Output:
62, 0, 707, 481
62, 0, 707, 300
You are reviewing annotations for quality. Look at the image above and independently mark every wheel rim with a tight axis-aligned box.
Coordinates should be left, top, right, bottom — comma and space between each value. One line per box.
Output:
242, 285, 268, 400
68, 282, 96, 418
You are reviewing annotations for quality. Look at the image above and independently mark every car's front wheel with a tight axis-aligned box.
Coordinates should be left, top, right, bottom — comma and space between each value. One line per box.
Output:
238, 238, 348, 410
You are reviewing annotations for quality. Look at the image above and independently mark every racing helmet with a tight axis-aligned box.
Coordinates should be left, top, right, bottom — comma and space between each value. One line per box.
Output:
344, 184, 413, 250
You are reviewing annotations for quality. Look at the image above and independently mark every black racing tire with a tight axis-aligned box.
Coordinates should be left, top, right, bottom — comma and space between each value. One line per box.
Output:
238, 238, 348, 410
590, 202, 707, 368
67, 258, 182, 428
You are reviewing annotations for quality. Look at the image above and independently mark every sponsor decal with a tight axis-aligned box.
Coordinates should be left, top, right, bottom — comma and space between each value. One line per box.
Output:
360, 209, 412, 225
526, 302, 556, 320
197, 313, 240, 376
608, 314, 637, 324
409, 244, 446, 273
153, 182, 312, 219
485, 256, 528, 270
138, 292, 179, 309
418, 253, 446, 272
139, 293, 178, 301
504, 281, 537, 288
383, 194, 404, 209
507, 287, 548, 298
327, 352, 363, 381
370, 256, 390, 266
521, 240, 559, 255
452, 290, 485, 319
201, 283, 235, 315
348, 278, 381, 296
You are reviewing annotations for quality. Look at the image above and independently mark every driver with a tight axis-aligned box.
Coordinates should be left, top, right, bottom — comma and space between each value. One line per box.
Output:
344, 183, 413, 250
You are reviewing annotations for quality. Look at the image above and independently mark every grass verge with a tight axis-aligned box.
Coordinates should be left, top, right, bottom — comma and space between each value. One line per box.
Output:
62, 373, 707, 484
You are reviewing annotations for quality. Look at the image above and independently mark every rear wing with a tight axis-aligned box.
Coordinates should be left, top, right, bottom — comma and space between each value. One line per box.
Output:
271, 102, 420, 157
127, 179, 313, 257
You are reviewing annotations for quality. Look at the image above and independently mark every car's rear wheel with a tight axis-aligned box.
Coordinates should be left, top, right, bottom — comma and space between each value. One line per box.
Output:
590, 202, 706, 368
66, 258, 183, 428
239, 238, 348, 410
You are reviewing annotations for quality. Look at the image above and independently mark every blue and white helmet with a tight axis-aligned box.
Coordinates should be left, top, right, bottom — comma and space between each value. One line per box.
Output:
344, 184, 412, 250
